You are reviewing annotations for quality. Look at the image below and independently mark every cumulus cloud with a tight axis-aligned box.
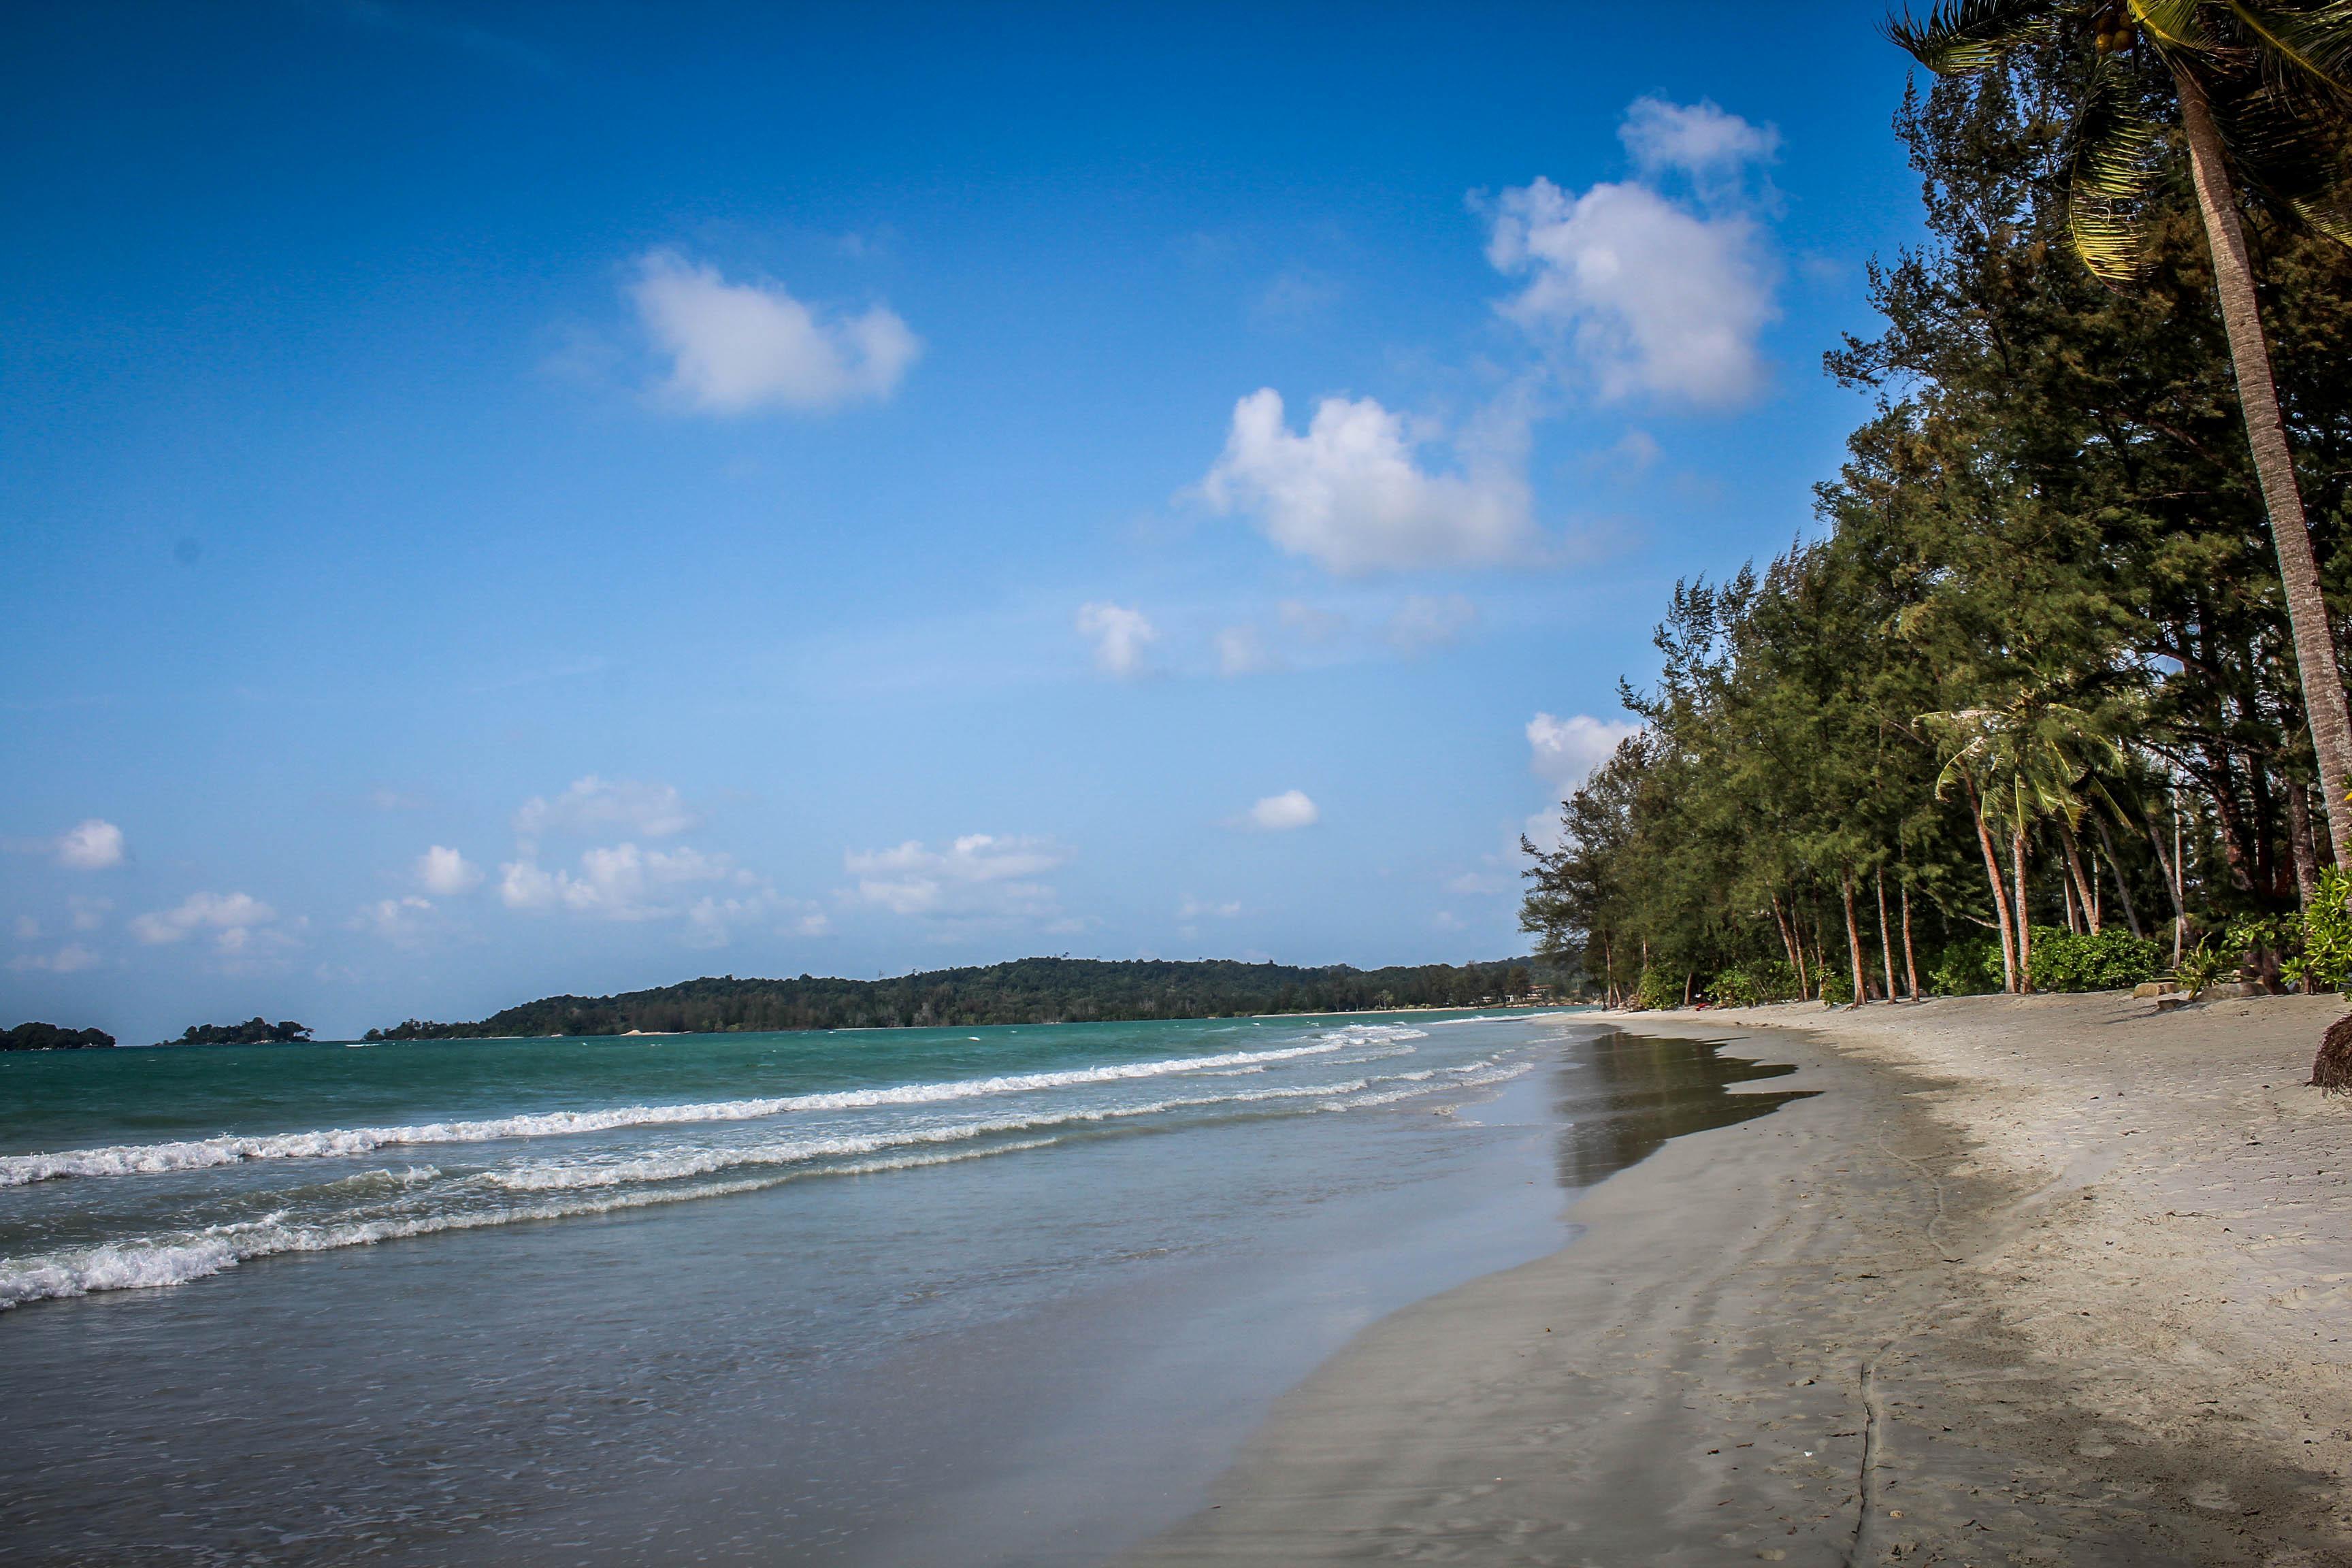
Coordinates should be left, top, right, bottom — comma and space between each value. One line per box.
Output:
1619, 96, 1780, 186
1484, 100, 1779, 407
56, 819, 124, 870
1198, 389, 1533, 574
514, 777, 698, 840
1242, 790, 1320, 832
845, 834, 1068, 921
131, 892, 282, 954
416, 845, 483, 896
1386, 593, 1479, 653
631, 250, 919, 414
500, 843, 748, 924
8, 943, 99, 973
1527, 712, 1640, 790
1076, 602, 1159, 679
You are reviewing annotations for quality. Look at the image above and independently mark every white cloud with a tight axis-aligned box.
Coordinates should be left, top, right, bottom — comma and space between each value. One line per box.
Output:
1213, 625, 1276, 677
416, 845, 483, 896
1619, 97, 1780, 186
1076, 602, 1159, 679
1527, 712, 1640, 789
1386, 593, 1479, 653
1243, 790, 1320, 832
355, 896, 435, 946
500, 843, 747, 924
514, 777, 698, 840
8, 943, 99, 974
56, 819, 124, 870
1446, 871, 1510, 896
1485, 100, 1779, 407
631, 250, 919, 414
845, 834, 1068, 920
131, 892, 282, 954
1198, 389, 1533, 574
1278, 600, 1347, 642
67, 896, 110, 931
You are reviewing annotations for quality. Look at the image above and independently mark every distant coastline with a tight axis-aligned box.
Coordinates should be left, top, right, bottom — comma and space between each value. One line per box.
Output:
364, 956, 1572, 1041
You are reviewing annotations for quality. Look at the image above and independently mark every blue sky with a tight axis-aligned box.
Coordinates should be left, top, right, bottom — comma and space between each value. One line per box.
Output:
2, 1, 1927, 1041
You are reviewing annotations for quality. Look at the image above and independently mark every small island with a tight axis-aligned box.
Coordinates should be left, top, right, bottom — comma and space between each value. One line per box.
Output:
157, 1017, 314, 1047
3, 1022, 116, 1051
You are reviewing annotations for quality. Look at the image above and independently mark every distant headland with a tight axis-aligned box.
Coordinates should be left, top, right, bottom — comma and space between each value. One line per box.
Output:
364, 956, 1567, 1041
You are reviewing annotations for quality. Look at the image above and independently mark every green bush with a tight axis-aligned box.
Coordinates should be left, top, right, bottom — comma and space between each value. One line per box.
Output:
2024, 926, 2163, 992
1631, 967, 1681, 1009
1928, 938, 2004, 996
2287, 868, 2352, 991
1816, 965, 1854, 1006
1705, 959, 1801, 1007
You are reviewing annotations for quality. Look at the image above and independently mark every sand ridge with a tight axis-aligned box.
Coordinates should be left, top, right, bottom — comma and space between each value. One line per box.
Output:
1129, 994, 2352, 1565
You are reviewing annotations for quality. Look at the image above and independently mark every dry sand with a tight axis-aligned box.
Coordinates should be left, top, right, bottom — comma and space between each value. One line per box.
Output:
1126, 992, 2352, 1566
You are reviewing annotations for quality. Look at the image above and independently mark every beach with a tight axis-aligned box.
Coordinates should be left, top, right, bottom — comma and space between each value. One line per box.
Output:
1132, 992, 2352, 1566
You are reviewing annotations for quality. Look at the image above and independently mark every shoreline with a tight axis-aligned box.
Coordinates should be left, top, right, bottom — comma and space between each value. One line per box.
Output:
1128, 992, 2352, 1565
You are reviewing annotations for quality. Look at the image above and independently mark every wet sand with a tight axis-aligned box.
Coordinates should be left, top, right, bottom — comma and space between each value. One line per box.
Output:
1129, 994, 2352, 1566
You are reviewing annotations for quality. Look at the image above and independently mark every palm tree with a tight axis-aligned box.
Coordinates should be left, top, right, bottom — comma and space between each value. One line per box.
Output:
1921, 695, 2121, 988
1891, 1, 2352, 866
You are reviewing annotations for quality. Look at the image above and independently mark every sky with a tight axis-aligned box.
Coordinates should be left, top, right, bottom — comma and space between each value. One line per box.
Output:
1, 0, 1931, 1043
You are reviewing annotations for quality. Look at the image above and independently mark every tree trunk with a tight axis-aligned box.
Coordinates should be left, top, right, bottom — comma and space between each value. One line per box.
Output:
1965, 778, 2019, 992
2012, 823, 2034, 991
2091, 813, 2143, 938
2176, 65, 2352, 866
2289, 778, 2321, 911
1840, 872, 1869, 1005
1771, 893, 1807, 999
2097, 818, 2154, 940
1875, 867, 1899, 1003
2059, 817, 2099, 935
1683, 968, 1695, 1008
1901, 881, 1920, 1000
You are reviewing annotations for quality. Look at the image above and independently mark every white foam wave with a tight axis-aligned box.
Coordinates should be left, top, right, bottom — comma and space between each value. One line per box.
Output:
0, 1139, 1062, 1310
0, 1028, 1424, 1188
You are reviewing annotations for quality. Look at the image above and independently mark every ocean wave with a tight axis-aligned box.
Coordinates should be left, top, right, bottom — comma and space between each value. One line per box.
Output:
0, 1027, 1425, 1188
0, 1138, 1064, 1311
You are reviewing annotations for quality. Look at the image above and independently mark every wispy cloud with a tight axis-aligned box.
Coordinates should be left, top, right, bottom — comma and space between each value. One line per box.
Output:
845, 834, 1068, 921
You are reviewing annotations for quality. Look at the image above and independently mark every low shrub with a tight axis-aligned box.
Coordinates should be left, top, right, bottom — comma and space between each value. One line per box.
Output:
1927, 938, 2004, 996
1704, 960, 1801, 1007
2024, 926, 2163, 993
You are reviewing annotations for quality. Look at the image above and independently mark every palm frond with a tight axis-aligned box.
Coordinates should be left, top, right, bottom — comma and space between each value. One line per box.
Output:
1887, 0, 2057, 73
2129, 0, 2215, 50
2066, 56, 2167, 280
2220, 1, 2352, 95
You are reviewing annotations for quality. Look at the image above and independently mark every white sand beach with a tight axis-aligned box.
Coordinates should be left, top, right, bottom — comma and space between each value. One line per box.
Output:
1131, 992, 2352, 1566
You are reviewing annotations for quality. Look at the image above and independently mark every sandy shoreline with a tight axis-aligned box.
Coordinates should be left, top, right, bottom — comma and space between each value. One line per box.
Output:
1127, 992, 2352, 1566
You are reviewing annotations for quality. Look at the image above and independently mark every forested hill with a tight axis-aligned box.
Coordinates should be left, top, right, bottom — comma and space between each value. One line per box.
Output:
363, 957, 1554, 1040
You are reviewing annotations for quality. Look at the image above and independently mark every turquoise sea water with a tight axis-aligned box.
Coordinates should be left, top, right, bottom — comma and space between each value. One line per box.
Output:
0, 1010, 1801, 1565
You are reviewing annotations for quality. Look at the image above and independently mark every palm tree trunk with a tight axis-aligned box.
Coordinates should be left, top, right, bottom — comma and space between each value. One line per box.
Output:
1900, 881, 1920, 999
2091, 813, 2144, 939
1965, 778, 2019, 992
1874, 867, 1898, 1002
2011, 823, 2034, 991
1840, 872, 1869, 1005
2058, 817, 2099, 935
2176, 65, 2352, 866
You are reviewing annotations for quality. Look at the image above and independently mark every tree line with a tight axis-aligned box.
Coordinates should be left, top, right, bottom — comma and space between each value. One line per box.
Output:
1523, 10, 2352, 1028
364, 956, 1560, 1040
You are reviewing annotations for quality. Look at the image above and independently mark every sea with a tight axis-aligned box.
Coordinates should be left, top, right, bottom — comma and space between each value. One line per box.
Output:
0, 1009, 1803, 1566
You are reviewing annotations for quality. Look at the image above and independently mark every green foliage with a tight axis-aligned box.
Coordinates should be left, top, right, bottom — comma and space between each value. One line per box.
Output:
364, 958, 1554, 1040
2023, 926, 2163, 992
1, 1022, 114, 1051
2172, 938, 2234, 995
1929, 938, 2006, 996
1630, 968, 1682, 1011
1818, 966, 1855, 1007
2287, 868, 2352, 990
1705, 960, 1801, 1007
